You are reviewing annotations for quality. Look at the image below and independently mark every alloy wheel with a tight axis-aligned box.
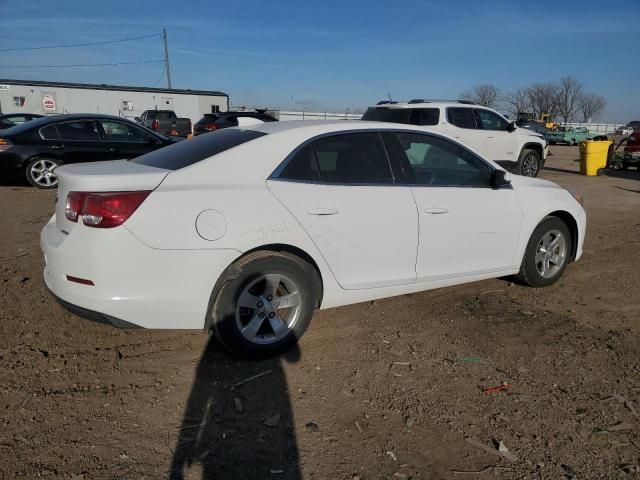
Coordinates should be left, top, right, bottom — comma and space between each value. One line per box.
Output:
521, 154, 539, 177
235, 273, 302, 345
535, 229, 567, 279
30, 159, 58, 187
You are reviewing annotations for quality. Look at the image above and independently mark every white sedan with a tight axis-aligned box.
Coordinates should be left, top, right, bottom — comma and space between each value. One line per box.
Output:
41, 121, 586, 357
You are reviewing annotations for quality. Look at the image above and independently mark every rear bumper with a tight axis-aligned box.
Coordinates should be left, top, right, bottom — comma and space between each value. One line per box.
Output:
41, 216, 241, 329
48, 287, 142, 328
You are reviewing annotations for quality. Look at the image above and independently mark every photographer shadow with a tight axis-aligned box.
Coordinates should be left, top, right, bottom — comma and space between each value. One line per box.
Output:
169, 337, 301, 480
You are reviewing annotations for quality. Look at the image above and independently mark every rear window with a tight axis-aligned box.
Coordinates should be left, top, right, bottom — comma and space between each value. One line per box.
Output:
196, 114, 220, 125
130, 129, 267, 170
147, 111, 175, 120
362, 107, 412, 124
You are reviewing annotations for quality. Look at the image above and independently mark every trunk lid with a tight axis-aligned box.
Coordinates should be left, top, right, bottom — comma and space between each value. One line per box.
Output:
54, 160, 169, 232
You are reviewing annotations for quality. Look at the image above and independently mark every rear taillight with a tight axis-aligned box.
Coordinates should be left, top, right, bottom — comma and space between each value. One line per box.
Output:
204, 123, 218, 132
151, 119, 159, 131
65, 191, 151, 228
0, 138, 12, 152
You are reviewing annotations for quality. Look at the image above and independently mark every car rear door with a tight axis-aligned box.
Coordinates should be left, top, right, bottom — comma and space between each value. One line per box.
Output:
384, 131, 522, 281
474, 108, 519, 163
267, 131, 419, 290
97, 119, 164, 159
44, 120, 113, 164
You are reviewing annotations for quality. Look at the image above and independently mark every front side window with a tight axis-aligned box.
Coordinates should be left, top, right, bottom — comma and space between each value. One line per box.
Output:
313, 132, 393, 184
99, 121, 152, 143
56, 121, 100, 141
475, 109, 509, 131
447, 107, 477, 129
392, 132, 491, 187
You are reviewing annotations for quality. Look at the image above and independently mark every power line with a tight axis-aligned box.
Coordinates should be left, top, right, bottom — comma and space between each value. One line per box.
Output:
151, 64, 167, 88
0, 59, 164, 69
0, 33, 162, 52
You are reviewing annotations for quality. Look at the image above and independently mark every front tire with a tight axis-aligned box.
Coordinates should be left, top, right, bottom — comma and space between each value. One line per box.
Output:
209, 251, 319, 358
516, 149, 541, 177
26, 158, 60, 189
517, 217, 572, 287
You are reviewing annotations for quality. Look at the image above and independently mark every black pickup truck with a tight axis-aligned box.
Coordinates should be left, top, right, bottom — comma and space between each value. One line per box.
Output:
136, 110, 192, 137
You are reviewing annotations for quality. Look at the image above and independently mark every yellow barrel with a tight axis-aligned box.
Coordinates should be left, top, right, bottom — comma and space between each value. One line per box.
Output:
579, 139, 612, 176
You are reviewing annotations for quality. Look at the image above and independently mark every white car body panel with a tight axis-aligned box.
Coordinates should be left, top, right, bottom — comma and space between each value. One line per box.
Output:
41, 120, 586, 330
267, 181, 418, 289
410, 185, 522, 281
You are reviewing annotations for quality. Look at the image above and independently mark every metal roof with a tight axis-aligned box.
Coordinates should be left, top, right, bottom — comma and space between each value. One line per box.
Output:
0, 78, 227, 97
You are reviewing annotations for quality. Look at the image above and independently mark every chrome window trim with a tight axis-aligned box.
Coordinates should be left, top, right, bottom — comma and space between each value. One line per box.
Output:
269, 127, 504, 189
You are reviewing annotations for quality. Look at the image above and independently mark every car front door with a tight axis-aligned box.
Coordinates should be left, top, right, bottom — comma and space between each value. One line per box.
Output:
267, 131, 418, 290
385, 131, 522, 281
97, 120, 164, 159
444, 107, 488, 157
45, 120, 112, 164
474, 108, 519, 163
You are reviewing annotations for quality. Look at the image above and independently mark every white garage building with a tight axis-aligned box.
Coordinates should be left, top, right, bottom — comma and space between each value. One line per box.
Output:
0, 79, 229, 123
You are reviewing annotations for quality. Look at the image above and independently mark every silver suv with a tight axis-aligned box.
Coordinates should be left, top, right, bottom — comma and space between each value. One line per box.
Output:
362, 100, 548, 177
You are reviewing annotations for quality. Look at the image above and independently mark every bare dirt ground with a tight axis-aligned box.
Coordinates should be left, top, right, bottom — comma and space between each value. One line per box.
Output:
1, 146, 639, 479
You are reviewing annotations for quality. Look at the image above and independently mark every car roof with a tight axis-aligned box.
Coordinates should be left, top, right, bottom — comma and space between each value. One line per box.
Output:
368, 100, 478, 109
243, 119, 442, 137
0, 113, 139, 135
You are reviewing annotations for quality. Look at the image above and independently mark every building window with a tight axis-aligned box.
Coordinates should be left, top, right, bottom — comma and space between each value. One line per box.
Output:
13, 96, 26, 107
121, 100, 134, 111
211, 105, 220, 113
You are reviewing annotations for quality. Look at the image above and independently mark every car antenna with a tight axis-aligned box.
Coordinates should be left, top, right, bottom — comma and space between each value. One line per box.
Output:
387, 92, 393, 102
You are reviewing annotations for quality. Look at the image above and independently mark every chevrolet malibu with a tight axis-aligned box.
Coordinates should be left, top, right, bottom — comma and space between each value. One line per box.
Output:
41, 121, 586, 357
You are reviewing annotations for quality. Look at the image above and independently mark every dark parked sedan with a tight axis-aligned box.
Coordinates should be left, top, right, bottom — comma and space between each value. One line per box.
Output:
0, 114, 178, 188
0, 113, 44, 130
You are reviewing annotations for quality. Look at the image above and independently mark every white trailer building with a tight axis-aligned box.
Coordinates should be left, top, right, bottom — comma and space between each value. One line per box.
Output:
0, 79, 229, 123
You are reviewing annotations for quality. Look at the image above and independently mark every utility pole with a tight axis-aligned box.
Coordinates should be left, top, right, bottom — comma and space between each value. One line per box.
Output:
162, 28, 172, 89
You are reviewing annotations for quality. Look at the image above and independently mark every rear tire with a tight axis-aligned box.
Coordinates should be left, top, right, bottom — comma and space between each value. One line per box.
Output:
517, 217, 572, 288
516, 149, 541, 177
209, 251, 318, 358
26, 157, 60, 189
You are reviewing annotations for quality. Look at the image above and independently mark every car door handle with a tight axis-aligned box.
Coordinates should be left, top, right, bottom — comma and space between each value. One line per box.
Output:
108, 148, 120, 152
307, 208, 339, 216
50, 144, 64, 149
423, 207, 448, 215
486, 136, 494, 139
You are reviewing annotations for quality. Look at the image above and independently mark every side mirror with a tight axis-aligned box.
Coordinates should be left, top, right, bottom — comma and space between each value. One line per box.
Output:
507, 122, 516, 132
491, 169, 511, 188
134, 117, 140, 122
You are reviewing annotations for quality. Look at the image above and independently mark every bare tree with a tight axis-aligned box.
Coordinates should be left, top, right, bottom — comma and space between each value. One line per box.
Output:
502, 88, 531, 118
579, 93, 606, 122
526, 83, 560, 118
459, 84, 501, 108
556, 76, 583, 123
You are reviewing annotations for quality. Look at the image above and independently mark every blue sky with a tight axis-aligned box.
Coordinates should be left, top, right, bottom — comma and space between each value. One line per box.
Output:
0, 0, 638, 120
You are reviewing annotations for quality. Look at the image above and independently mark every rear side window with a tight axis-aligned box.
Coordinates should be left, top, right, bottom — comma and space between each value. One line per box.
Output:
40, 125, 59, 140
130, 129, 267, 170
362, 107, 412, 124
414, 108, 440, 126
447, 108, 477, 129
279, 145, 320, 182
56, 121, 100, 140
313, 132, 393, 184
